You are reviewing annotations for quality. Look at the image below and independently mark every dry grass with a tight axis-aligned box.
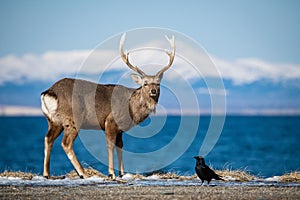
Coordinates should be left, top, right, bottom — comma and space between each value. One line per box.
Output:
279, 171, 300, 182
215, 169, 257, 182
66, 167, 106, 179
158, 172, 181, 179
131, 173, 147, 179
149, 172, 197, 181
0, 171, 34, 180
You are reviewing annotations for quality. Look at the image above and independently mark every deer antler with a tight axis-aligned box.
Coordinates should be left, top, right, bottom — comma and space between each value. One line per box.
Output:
119, 33, 146, 76
156, 35, 175, 77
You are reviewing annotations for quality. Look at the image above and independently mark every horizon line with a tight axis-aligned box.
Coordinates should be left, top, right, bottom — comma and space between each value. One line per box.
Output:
1, 105, 300, 117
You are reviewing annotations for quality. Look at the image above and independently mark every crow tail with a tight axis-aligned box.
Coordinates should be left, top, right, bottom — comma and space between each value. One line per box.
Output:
215, 174, 224, 181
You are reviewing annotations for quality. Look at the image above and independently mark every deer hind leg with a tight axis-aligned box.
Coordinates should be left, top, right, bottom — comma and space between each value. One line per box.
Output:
61, 118, 87, 179
116, 131, 124, 177
43, 122, 63, 178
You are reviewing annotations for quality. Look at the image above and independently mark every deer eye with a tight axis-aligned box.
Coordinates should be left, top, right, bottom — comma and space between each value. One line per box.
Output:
143, 82, 148, 86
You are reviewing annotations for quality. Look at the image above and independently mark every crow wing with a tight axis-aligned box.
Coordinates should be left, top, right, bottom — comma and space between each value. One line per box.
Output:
205, 165, 223, 180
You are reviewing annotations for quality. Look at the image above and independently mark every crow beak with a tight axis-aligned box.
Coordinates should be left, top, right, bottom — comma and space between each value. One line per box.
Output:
193, 156, 198, 159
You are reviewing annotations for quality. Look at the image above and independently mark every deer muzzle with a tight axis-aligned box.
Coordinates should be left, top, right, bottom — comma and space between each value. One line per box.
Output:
150, 89, 157, 96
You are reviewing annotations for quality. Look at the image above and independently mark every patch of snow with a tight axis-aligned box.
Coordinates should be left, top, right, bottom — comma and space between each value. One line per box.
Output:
0, 175, 106, 186
224, 176, 236, 181
32, 176, 46, 181
1, 175, 300, 187
265, 176, 280, 182
87, 175, 104, 181
7, 177, 22, 181
145, 174, 160, 180
121, 173, 134, 180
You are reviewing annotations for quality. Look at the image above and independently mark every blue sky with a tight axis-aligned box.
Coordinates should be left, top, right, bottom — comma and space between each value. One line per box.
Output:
0, 0, 300, 115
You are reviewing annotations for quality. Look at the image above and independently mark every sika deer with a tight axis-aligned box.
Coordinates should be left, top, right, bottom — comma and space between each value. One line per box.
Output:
41, 33, 175, 179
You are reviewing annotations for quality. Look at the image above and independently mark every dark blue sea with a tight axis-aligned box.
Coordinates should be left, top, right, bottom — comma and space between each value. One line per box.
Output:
0, 116, 299, 178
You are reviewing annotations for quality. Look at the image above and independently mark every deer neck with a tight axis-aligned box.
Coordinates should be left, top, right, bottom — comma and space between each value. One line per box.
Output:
129, 88, 158, 124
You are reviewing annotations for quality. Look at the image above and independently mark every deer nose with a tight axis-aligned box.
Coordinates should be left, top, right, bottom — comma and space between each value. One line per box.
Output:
151, 89, 157, 95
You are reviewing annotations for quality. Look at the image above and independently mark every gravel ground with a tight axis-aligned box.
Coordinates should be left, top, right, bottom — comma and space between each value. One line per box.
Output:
1, 185, 300, 200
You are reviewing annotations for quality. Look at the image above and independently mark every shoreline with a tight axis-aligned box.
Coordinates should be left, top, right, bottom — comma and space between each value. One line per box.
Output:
1, 170, 300, 199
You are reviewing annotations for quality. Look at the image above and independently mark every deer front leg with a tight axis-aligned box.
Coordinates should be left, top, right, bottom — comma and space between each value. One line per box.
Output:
105, 116, 119, 179
106, 136, 116, 179
116, 131, 124, 177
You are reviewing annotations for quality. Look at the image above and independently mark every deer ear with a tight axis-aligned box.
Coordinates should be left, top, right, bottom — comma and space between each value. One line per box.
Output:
131, 74, 143, 85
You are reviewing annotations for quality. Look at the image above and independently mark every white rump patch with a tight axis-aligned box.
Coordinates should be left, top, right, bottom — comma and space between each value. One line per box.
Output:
41, 94, 58, 121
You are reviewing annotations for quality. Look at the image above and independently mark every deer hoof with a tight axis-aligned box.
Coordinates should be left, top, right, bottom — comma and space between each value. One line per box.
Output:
79, 174, 89, 179
108, 174, 116, 180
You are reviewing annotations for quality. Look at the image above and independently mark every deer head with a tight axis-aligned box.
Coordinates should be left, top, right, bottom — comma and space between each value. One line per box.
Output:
119, 33, 175, 101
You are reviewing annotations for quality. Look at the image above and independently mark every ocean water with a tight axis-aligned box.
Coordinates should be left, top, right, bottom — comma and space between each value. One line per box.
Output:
0, 116, 299, 178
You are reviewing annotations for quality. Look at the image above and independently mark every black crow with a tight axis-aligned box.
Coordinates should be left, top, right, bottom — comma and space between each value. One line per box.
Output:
194, 156, 224, 185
